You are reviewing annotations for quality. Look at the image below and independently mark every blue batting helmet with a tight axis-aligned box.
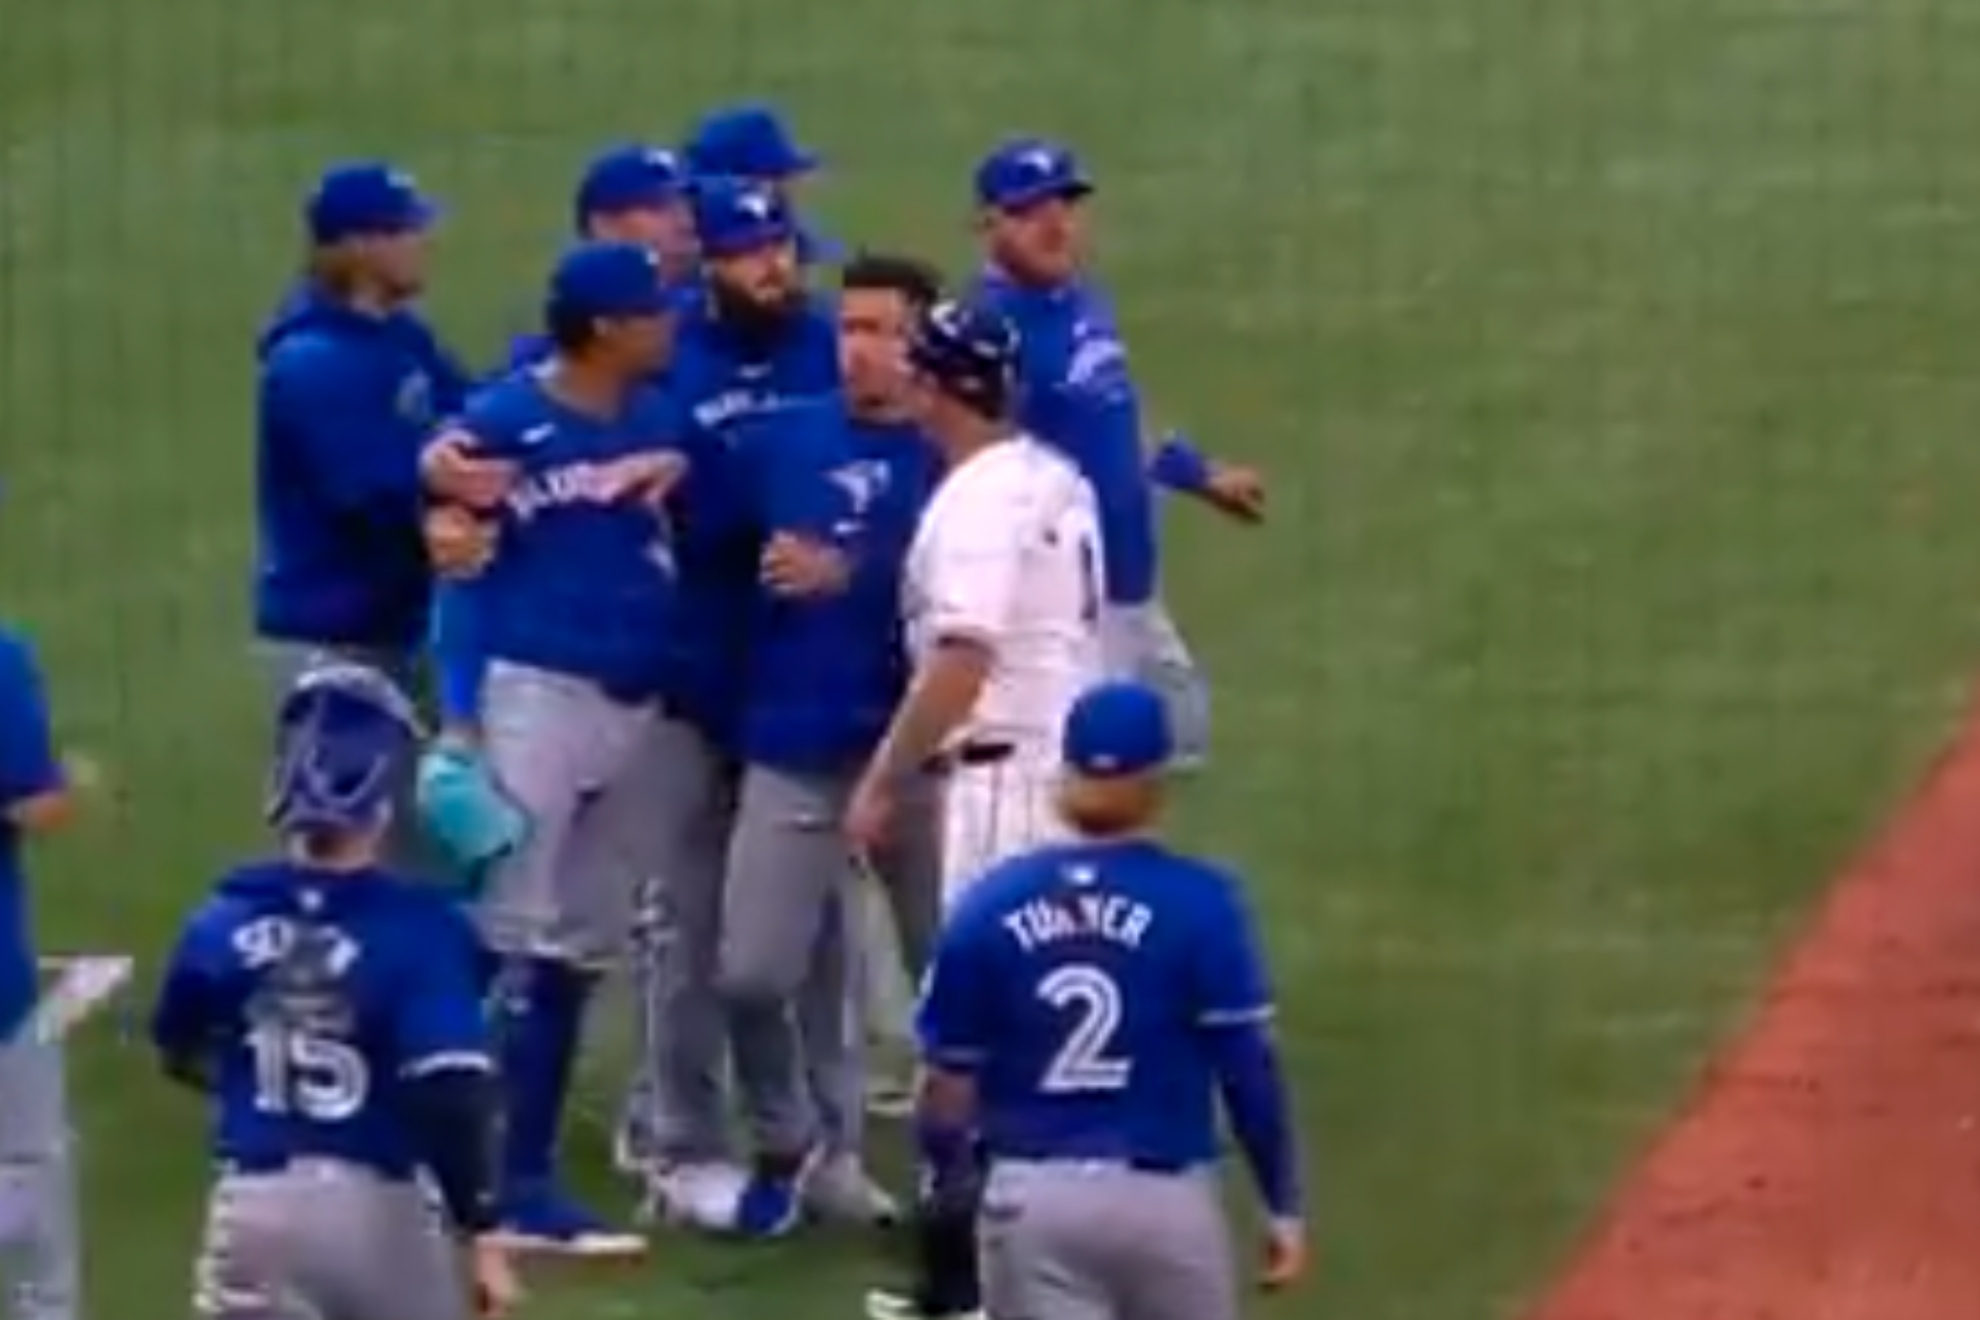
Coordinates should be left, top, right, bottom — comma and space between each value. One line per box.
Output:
907, 298, 1020, 414
266, 661, 423, 835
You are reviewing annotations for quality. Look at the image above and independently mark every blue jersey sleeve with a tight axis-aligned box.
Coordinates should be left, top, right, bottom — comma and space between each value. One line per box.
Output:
148, 905, 229, 1063
390, 903, 493, 1079
261, 338, 423, 520
1189, 870, 1276, 1029
0, 635, 62, 809
428, 580, 487, 727
915, 905, 999, 1072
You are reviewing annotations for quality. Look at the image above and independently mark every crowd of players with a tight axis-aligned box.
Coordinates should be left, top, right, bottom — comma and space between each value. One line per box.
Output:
0, 101, 1306, 1320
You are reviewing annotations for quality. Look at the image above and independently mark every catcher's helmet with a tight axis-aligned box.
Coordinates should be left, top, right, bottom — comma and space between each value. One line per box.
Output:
266, 661, 423, 835
907, 298, 1020, 416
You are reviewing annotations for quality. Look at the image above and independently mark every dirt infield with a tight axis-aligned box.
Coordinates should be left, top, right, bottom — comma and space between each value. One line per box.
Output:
1527, 711, 1980, 1320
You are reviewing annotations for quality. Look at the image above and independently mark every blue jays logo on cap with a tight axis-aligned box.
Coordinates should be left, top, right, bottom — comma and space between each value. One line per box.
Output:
973, 138, 1096, 212
692, 177, 798, 259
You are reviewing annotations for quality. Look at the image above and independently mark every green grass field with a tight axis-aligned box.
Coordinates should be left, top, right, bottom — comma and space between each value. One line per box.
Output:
7, 1, 1980, 1316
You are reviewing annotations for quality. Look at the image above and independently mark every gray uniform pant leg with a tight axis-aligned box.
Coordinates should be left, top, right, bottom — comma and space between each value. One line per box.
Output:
194, 1162, 467, 1320
718, 765, 853, 1155
634, 725, 741, 1162
978, 1161, 1238, 1320
0, 1032, 78, 1320
475, 663, 679, 968
256, 640, 441, 880
1099, 601, 1210, 764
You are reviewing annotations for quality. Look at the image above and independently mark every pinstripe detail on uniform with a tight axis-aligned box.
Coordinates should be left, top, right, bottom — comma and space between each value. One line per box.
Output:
938, 747, 1072, 907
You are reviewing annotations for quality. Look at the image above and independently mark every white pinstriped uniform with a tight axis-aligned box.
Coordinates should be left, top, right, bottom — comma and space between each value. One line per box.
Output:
902, 435, 1107, 907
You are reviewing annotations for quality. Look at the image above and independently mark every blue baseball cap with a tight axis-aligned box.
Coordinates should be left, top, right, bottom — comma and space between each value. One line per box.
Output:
683, 103, 821, 179
306, 162, 438, 245
973, 138, 1095, 212
692, 178, 798, 259
1061, 681, 1173, 778
546, 241, 680, 322
574, 144, 691, 226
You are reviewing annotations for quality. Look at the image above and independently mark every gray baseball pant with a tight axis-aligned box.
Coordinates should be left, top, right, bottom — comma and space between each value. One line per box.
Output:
194, 1160, 467, 1320
256, 640, 443, 881
1100, 600, 1209, 763
717, 766, 941, 1155
620, 723, 744, 1163
978, 1160, 1237, 1320
0, 1031, 78, 1320
474, 662, 699, 969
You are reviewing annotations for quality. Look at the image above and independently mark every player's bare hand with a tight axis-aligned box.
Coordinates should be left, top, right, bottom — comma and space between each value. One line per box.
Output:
760, 532, 849, 597
1204, 462, 1266, 524
425, 505, 497, 578
1259, 1217, 1308, 1292
422, 433, 516, 510
595, 451, 688, 507
467, 1237, 524, 1318
843, 773, 895, 855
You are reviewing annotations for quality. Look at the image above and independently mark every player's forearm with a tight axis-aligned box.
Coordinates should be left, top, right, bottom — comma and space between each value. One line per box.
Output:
1147, 432, 1213, 495
1209, 1024, 1305, 1222
403, 1066, 502, 1237
869, 641, 990, 785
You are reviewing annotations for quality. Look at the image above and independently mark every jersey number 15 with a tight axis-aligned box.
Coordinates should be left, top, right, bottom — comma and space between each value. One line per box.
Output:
248, 1024, 371, 1122
1037, 963, 1132, 1094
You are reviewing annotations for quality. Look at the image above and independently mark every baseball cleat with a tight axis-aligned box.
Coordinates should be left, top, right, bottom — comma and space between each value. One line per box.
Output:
805, 1152, 900, 1226
862, 1288, 985, 1320
731, 1146, 823, 1239
640, 1158, 746, 1231
489, 1183, 646, 1258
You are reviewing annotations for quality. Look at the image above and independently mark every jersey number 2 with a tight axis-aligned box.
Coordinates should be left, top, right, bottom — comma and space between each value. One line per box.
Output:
1037, 963, 1132, 1093
248, 1025, 371, 1122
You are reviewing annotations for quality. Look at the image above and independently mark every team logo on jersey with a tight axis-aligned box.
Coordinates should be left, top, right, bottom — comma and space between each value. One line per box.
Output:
828, 460, 889, 516
1065, 334, 1127, 392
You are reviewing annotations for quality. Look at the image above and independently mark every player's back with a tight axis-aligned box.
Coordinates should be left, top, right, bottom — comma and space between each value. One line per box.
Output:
151, 859, 484, 1178
909, 437, 1106, 740
938, 838, 1251, 1169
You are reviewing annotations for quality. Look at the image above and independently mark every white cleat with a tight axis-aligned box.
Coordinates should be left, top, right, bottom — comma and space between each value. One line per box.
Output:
640, 1159, 747, 1232
863, 1288, 985, 1320
805, 1152, 900, 1226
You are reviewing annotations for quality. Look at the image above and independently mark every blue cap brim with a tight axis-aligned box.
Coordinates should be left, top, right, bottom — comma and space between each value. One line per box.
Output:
987, 177, 1094, 213
702, 223, 798, 259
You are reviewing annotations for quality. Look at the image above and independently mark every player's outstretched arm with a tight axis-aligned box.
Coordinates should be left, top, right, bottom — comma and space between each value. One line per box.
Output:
1148, 431, 1266, 524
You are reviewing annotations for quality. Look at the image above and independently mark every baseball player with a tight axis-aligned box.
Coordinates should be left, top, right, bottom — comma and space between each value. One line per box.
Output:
146, 663, 519, 1320
255, 162, 505, 877
715, 252, 949, 1230
424, 241, 695, 1255
894, 680, 1308, 1320
968, 139, 1268, 765
614, 179, 843, 1233
681, 102, 839, 263
844, 297, 1107, 903
0, 623, 85, 1320
502, 144, 700, 375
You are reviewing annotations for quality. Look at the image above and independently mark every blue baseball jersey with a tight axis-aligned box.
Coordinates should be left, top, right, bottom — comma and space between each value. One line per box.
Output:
918, 838, 1274, 1168
148, 861, 492, 1180
445, 370, 688, 705
737, 408, 938, 771
972, 268, 1158, 607
663, 296, 842, 742
254, 282, 471, 651
0, 628, 62, 1042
